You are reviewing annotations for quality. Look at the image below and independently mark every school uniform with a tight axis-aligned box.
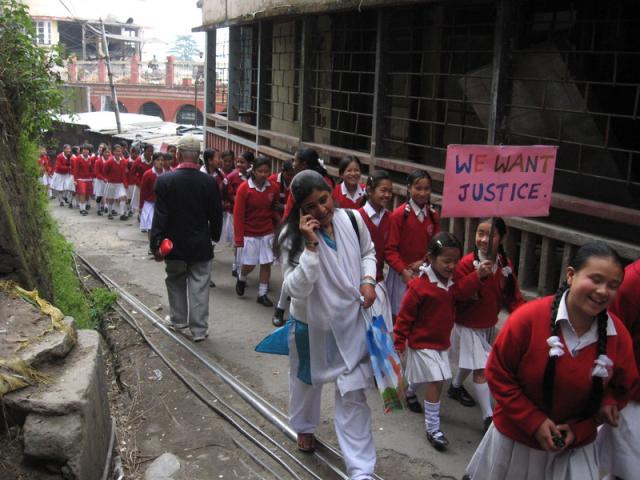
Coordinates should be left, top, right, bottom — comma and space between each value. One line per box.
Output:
385, 200, 440, 315
233, 178, 279, 266
450, 252, 525, 371
333, 182, 366, 209
268, 172, 291, 208
221, 169, 247, 245
102, 157, 127, 199
51, 153, 75, 192
139, 167, 161, 231
598, 259, 640, 480
39, 154, 52, 186
357, 202, 390, 283
466, 293, 638, 480
92, 157, 106, 197
72, 154, 94, 197
281, 209, 377, 480
394, 265, 482, 384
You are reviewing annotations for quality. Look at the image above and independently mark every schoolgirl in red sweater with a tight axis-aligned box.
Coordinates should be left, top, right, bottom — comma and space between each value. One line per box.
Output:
93, 146, 109, 215
102, 143, 128, 220
394, 232, 493, 451
449, 217, 525, 429
268, 159, 294, 214
233, 157, 280, 307
139, 152, 165, 242
51, 144, 74, 206
466, 242, 638, 480
357, 170, 393, 283
73, 144, 94, 216
224, 151, 253, 276
385, 170, 440, 316
332, 156, 366, 209
598, 258, 640, 480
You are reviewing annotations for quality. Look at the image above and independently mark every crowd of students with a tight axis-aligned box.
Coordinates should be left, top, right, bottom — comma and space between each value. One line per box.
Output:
39, 143, 639, 480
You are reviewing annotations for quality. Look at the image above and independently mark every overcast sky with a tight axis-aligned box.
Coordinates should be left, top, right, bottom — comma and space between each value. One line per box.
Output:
38, 0, 207, 59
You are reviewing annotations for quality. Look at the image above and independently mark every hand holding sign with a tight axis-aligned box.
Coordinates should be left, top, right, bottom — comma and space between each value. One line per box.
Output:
441, 145, 557, 218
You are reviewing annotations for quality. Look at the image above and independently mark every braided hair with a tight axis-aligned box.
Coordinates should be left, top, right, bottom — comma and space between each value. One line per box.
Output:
541, 241, 624, 416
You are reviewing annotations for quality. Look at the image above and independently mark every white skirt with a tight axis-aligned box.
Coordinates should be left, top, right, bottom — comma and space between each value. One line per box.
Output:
51, 173, 75, 192
40, 173, 51, 186
140, 201, 155, 231
239, 234, 274, 266
466, 423, 599, 480
386, 268, 407, 316
597, 400, 640, 479
93, 178, 106, 197
405, 348, 451, 384
130, 185, 140, 211
450, 324, 495, 371
103, 182, 126, 199
220, 212, 234, 244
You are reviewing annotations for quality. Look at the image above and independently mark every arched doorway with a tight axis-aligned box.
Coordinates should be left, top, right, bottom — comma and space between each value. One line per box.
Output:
175, 104, 203, 125
139, 101, 165, 120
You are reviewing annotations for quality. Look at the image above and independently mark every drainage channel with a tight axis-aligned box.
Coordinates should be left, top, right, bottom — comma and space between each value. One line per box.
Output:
77, 254, 384, 480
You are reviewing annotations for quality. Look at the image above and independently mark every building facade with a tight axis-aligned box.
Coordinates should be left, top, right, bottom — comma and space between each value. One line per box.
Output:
200, 0, 639, 294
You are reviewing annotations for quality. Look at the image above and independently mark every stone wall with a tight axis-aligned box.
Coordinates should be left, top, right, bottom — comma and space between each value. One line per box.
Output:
0, 91, 53, 299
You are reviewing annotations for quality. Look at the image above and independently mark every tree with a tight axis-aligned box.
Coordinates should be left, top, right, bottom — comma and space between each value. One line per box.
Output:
168, 35, 200, 61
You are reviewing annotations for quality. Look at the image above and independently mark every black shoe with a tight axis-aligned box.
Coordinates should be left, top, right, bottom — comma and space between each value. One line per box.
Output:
447, 384, 476, 407
235, 279, 246, 296
128, 210, 133, 218
97, 209, 103, 216
80, 210, 88, 216
257, 295, 274, 307
209, 280, 216, 288
68, 202, 73, 209
426, 430, 449, 451
406, 394, 423, 413
86, 204, 91, 211
272, 307, 285, 327
120, 214, 128, 221
483, 416, 493, 433
232, 269, 238, 278
59, 201, 64, 207
111, 210, 117, 216
108, 214, 114, 220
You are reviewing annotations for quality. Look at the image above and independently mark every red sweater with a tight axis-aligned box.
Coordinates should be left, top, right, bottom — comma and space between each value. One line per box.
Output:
357, 206, 390, 282
94, 157, 106, 181
332, 183, 366, 209
454, 252, 525, 329
487, 296, 638, 449
103, 157, 127, 184
233, 180, 279, 246
385, 203, 440, 273
225, 169, 248, 213
394, 268, 483, 351
54, 153, 72, 174
130, 156, 153, 186
39, 154, 52, 175
73, 155, 93, 181
609, 260, 640, 401
268, 172, 291, 206
139, 168, 159, 209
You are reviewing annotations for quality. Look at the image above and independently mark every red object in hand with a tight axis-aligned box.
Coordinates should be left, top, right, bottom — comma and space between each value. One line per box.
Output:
159, 238, 173, 257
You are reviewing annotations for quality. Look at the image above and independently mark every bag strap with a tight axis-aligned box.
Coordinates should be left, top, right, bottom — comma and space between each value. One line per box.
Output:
345, 209, 360, 243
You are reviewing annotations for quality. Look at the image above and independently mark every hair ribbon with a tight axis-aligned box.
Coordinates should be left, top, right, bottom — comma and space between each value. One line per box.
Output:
592, 354, 613, 378
547, 336, 565, 357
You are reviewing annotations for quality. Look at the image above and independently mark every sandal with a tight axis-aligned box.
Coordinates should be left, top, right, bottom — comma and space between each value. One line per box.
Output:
297, 433, 316, 453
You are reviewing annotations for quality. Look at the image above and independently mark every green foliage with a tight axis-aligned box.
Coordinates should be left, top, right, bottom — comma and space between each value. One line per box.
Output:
168, 35, 201, 61
0, 0, 67, 140
41, 222, 92, 328
89, 288, 117, 329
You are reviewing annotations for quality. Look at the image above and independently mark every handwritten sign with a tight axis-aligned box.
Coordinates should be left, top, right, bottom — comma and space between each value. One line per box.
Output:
441, 145, 557, 218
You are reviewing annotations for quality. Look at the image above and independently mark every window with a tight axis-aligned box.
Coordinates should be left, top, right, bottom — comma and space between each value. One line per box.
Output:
33, 21, 52, 45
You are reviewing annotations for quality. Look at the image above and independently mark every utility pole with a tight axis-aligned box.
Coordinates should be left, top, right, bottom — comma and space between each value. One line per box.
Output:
100, 19, 122, 133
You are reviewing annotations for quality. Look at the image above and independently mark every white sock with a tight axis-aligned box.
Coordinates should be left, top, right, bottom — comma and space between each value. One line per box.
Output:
80, 202, 86, 211
453, 368, 470, 388
238, 273, 247, 282
424, 401, 441, 433
473, 382, 493, 419
258, 283, 268, 296
119, 201, 126, 215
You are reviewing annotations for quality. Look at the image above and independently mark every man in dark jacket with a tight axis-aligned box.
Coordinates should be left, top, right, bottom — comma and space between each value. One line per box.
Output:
151, 135, 223, 341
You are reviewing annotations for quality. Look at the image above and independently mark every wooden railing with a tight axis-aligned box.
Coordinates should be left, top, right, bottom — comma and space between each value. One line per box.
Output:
206, 113, 639, 297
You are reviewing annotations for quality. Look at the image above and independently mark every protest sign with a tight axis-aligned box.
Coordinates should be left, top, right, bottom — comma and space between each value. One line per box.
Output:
441, 144, 557, 218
